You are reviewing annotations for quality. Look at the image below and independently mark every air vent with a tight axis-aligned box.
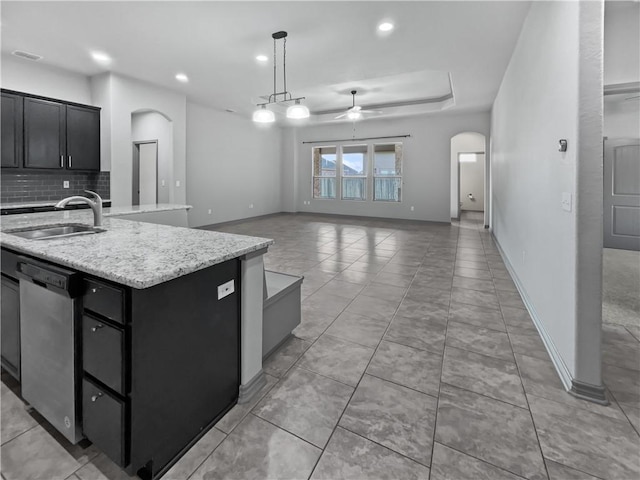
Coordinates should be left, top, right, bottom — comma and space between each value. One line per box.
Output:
12, 50, 43, 61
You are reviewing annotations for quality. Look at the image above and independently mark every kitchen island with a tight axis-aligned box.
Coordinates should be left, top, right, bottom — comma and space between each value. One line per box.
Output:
0, 206, 273, 479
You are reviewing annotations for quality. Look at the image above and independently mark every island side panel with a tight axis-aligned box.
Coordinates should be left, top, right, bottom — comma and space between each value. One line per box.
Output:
128, 259, 240, 477
238, 251, 266, 403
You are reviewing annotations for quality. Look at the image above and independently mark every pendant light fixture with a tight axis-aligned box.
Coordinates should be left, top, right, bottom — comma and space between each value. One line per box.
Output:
253, 31, 309, 123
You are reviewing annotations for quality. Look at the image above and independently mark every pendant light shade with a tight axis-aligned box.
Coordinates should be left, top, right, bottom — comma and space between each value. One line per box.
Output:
253, 105, 275, 123
286, 100, 310, 119
254, 31, 308, 124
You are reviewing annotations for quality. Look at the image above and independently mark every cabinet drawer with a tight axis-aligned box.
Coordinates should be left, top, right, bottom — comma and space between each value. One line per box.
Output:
84, 279, 125, 324
83, 315, 124, 395
83, 378, 126, 467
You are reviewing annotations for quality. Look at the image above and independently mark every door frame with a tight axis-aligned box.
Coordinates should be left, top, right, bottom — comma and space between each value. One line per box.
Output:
132, 140, 158, 206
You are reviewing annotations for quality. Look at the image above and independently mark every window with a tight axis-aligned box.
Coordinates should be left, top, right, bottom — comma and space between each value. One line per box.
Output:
313, 146, 337, 199
373, 143, 402, 202
341, 145, 367, 200
459, 153, 479, 163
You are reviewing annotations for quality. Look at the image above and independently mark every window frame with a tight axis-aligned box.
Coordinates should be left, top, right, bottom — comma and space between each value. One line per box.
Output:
340, 144, 368, 202
373, 142, 403, 203
312, 145, 338, 200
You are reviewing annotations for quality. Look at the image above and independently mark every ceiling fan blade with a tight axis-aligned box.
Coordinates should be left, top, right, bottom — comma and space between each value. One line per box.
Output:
625, 95, 640, 100
334, 113, 348, 119
360, 109, 383, 115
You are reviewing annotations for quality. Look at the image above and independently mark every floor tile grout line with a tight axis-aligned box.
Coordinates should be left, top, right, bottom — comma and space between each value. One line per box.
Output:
307, 248, 426, 479
428, 231, 458, 480
336, 424, 433, 470
432, 442, 529, 480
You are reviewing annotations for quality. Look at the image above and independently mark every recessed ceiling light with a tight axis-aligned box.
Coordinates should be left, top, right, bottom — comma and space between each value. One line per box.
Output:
378, 22, 394, 32
175, 73, 189, 83
256, 55, 268, 62
91, 51, 111, 64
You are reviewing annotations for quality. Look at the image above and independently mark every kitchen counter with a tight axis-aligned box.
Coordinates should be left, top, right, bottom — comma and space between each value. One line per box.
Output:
0, 206, 272, 289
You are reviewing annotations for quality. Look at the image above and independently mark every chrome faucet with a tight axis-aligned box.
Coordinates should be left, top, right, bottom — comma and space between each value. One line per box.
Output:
55, 190, 103, 227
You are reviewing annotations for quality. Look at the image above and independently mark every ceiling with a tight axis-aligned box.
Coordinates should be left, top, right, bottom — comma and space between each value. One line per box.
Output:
0, 1, 532, 123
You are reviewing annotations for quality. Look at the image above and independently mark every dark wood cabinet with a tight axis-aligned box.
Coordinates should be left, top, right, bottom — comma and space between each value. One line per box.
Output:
1, 93, 24, 168
24, 97, 66, 169
66, 105, 100, 171
2, 89, 100, 171
80, 261, 240, 479
1, 249, 22, 380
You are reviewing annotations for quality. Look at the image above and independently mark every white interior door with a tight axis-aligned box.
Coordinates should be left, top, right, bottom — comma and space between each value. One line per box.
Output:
137, 142, 158, 205
604, 138, 640, 251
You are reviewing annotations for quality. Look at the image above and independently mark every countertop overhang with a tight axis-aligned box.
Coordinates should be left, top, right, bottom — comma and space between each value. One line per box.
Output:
0, 205, 273, 289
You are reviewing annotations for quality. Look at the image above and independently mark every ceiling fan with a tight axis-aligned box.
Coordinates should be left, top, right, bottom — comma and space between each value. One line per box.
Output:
335, 90, 382, 120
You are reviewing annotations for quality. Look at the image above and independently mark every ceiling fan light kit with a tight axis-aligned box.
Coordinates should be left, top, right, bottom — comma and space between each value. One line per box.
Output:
335, 90, 381, 121
253, 31, 309, 123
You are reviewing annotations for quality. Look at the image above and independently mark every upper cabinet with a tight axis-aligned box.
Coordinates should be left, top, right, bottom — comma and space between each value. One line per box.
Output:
1, 92, 24, 168
24, 97, 66, 169
2, 89, 100, 171
66, 105, 100, 171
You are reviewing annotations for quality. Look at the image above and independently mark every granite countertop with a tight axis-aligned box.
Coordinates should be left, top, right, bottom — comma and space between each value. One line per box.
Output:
0, 207, 273, 289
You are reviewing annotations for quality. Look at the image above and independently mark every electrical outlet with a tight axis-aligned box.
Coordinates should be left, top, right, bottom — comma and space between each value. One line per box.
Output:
208, 209, 212, 215
161, 180, 165, 187
176, 180, 181, 187
249, 204, 254, 209
63, 181, 70, 189
410, 206, 414, 211
63, 211, 70, 219
561, 192, 572, 212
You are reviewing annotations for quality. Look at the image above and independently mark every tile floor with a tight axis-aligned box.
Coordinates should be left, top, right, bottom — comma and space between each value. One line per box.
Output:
1, 212, 639, 480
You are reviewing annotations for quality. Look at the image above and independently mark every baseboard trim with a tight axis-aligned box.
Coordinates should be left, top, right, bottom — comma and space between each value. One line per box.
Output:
570, 380, 608, 405
238, 370, 266, 405
492, 235, 608, 405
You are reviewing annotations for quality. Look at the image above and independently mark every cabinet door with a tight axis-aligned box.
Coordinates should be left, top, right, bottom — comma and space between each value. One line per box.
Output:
1, 93, 23, 168
24, 97, 65, 169
1, 275, 20, 380
66, 105, 100, 171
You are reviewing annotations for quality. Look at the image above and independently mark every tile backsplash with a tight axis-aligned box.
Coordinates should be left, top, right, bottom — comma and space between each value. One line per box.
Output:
1, 171, 110, 204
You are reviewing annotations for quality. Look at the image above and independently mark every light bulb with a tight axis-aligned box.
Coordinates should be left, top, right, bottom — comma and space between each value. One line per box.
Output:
286, 101, 310, 119
347, 110, 362, 121
253, 106, 275, 123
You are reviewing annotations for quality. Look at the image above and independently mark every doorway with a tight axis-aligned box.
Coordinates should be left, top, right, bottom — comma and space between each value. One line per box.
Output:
450, 132, 487, 224
132, 140, 158, 206
458, 152, 486, 216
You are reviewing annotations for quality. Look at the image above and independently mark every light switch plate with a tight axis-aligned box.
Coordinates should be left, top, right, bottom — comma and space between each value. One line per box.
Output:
561, 192, 572, 212
217, 279, 235, 300
63, 181, 70, 188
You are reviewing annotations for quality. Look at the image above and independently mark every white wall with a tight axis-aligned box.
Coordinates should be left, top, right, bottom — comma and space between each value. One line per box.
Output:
93, 73, 187, 206
491, 1, 603, 392
132, 111, 173, 204
288, 112, 490, 223
604, 1, 640, 86
186, 103, 283, 228
604, 96, 640, 138
0, 54, 92, 105
459, 154, 485, 212
450, 132, 486, 218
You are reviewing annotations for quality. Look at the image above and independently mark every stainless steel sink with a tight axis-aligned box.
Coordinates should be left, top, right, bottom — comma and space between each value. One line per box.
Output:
6, 224, 105, 240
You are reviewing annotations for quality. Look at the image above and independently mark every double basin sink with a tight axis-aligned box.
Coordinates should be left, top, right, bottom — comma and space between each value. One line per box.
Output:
6, 224, 105, 241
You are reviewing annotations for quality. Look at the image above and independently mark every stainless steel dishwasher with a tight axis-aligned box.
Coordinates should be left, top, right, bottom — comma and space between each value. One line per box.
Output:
17, 257, 84, 443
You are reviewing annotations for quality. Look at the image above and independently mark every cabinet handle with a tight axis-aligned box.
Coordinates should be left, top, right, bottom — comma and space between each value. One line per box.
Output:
91, 324, 104, 332
68, 156, 72, 168
91, 392, 103, 402
60, 155, 64, 168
